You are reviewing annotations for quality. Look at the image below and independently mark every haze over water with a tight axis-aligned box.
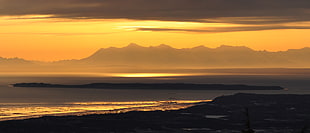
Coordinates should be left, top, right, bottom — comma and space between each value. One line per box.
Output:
1, 69, 310, 121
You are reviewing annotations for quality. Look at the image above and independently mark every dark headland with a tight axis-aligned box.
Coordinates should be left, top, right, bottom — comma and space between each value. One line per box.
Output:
1, 93, 310, 133
12, 83, 284, 90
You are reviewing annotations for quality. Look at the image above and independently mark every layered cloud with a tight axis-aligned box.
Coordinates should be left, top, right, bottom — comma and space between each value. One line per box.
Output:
1, 0, 310, 33
1, 0, 309, 23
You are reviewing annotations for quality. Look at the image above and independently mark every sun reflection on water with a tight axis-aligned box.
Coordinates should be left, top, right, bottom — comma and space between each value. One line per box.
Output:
111, 73, 198, 78
0, 100, 211, 121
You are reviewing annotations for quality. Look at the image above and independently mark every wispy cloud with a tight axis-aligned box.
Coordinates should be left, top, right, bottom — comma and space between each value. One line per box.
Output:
137, 26, 310, 33
0, 32, 125, 36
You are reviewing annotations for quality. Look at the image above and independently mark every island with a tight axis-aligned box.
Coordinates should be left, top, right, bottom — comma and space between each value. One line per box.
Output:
12, 83, 284, 90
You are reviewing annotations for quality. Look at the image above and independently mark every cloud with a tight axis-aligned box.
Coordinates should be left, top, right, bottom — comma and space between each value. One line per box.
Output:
137, 26, 310, 33
0, 32, 125, 36
1, 0, 310, 26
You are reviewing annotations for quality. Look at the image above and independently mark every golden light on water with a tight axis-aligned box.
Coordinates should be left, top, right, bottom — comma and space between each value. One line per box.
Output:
71, 100, 212, 105
0, 100, 211, 121
111, 73, 196, 78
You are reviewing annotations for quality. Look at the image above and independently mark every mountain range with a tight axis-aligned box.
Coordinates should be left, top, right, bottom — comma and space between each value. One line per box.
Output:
76, 43, 310, 68
1, 44, 310, 72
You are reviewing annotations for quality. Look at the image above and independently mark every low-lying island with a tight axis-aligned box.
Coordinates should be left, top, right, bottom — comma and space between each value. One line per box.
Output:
12, 83, 285, 90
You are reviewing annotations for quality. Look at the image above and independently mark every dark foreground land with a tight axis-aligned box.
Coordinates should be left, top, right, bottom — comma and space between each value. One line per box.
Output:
1, 93, 310, 133
13, 83, 284, 90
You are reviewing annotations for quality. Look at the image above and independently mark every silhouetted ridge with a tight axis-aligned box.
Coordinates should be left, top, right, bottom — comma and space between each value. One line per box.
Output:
2, 44, 310, 70
216, 45, 253, 51
154, 44, 173, 49
0, 57, 34, 65
124, 43, 145, 49
78, 44, 310, 68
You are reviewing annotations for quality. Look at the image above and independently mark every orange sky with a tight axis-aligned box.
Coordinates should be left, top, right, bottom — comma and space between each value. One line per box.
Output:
1, 16, 310, 61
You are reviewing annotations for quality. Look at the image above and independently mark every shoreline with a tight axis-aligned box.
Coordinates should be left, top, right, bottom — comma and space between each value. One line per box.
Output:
1, 93, 310, 132
0, 100, 211, 122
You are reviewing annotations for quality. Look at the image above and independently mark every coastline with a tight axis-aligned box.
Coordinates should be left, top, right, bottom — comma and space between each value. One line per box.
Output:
0, 100, 211, 122
12, 83, 285, 90
1, 93, 310, 133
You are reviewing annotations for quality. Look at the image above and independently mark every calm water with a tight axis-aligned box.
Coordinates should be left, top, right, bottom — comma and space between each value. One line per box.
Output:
1, 71, 310, 121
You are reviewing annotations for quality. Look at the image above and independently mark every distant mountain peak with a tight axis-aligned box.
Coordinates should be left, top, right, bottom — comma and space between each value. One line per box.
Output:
0, 57, 33, 65
194, 45, 206, 48
217, 45, 240, 48
124, 43, 144, 48
0, 57, 26, 61
216, 45, 253, 51
154, 44, 173, 49
91, 48, 105, 55
192, 45, 208, 49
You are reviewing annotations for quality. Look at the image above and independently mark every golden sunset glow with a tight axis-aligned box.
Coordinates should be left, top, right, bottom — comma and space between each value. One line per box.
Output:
1, 15, 310, 61
1, 1, 310, 131
111, 73, 198, 78
2, 1, 310, 132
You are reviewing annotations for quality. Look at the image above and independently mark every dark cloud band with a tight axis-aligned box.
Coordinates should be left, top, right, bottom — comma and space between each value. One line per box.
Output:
1, 0, 310, 25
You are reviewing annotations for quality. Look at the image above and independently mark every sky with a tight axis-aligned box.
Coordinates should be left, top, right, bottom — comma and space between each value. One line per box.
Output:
1, 0, 310, 61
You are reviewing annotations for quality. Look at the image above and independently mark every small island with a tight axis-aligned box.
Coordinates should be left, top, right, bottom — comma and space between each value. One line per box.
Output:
12, 83, 284, 90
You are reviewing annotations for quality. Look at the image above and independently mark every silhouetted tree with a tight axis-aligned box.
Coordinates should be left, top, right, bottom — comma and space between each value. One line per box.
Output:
241, 107, 255, 133
300, 125, 309, 133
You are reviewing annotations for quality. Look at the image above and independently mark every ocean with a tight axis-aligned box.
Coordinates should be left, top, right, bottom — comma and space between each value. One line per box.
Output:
1, 69, 310, 121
